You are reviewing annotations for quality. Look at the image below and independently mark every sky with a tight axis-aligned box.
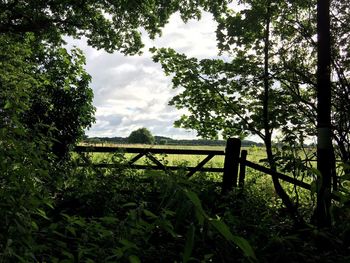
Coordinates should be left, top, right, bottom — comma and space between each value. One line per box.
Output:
66, 12, 220, 139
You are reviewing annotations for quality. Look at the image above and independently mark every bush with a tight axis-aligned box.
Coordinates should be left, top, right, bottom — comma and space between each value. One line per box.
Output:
127, 128, 155, 144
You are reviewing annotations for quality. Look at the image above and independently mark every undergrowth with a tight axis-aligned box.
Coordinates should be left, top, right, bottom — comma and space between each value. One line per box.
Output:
1, 153, 350, 262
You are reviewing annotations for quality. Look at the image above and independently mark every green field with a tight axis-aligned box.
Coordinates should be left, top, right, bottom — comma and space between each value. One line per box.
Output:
76, 142, 317, 201
78, 142, 268, 167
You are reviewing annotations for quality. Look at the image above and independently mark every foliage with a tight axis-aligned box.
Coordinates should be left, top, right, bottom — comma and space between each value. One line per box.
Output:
24, 43, 95, 159
330, 0, 350, 167
128, 127, 156, 144
152, 0, 318, 144
152, 0, 308, 223
0, 0, 228, 54
152, 0, 349, 163
2, 151, 350, 262
152, 0, 350, 225
0, 31, 95, 260
0, 34, 95, 159
0, 34, 53, 261
0, 2, 229, 259
35, 155, 259, 262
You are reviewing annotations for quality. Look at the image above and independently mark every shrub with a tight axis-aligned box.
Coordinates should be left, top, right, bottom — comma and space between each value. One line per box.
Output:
127, 128, 155, 144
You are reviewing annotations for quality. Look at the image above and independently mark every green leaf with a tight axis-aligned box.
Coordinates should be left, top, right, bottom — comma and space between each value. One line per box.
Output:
31, 221, 39, 231
159, 220, 178, 238
183, 225, 195, 263
143, 209, 158, 219
100, 216, 118, 224
184, 189, 207, 218
210, 219, 256, 261
308, 167, 321, 177
129, 255, 141, 263
340, 173, 350, 181
120, 239, 138, 250
36, 208, 49, 220
122, 202, 138, 208
310, 180, 318, 195
4, 101, 11, 109
62, 250, 75, 260
66, 226, 77, 236
210, 219, 234, 240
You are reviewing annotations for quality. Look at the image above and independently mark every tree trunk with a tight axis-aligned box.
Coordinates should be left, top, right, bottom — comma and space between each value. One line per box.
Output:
314, 0, 335, 228
262, 1, 304, 226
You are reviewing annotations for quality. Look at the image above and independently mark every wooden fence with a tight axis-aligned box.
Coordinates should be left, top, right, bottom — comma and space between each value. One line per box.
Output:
75, 144, 226, 177
74, 138, 323, 197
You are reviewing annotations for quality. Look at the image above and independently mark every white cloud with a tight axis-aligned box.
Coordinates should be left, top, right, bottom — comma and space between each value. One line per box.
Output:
143, 12, 218, 58
65, 11, 219, 139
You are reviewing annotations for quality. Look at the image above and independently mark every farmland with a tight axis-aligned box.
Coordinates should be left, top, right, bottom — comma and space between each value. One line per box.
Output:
75, 142, 317, 200
77, 142, 268, 167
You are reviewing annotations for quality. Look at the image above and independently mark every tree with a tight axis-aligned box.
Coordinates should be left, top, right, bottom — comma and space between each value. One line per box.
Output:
152, 0, 314, 148
152, 0, 308, 223
314, 0, 334, 228
0, 34, 95, 160
330, 0, 350, 174
0, 34, 58, 259
25, 44, 95, 159
0, 0, 227, 54
152, 0, 349, 224
128, 128, 155, 144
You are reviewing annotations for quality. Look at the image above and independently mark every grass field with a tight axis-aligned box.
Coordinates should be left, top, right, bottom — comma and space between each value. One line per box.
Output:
75, 142, 318, 202
78, 142, 268, 167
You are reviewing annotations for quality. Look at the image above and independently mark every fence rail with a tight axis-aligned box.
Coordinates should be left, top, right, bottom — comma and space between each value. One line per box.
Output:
75, 145, 225, 155
74, 138, 339, 200
75, 145, 225, 178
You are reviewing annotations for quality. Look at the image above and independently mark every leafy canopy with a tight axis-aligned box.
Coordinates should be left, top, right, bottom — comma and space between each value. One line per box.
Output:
0, 0, 228, 54
152, 0, 349, 154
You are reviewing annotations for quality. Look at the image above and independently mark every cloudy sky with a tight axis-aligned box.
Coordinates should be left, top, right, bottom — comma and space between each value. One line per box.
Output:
66, 12, 220, 139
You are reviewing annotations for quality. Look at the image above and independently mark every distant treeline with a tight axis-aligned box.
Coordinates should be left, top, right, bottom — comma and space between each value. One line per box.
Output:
83, 136, 264, 147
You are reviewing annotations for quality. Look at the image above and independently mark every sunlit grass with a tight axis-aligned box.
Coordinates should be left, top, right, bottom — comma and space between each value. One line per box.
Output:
74, 142, 318, 212
77, 142, 268, 166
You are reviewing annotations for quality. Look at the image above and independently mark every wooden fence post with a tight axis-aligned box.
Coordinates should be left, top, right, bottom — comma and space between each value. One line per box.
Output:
222, 138, 241, 194
239, 150, 247, 188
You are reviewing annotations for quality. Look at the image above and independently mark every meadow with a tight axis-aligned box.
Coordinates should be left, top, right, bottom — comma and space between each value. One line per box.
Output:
78, 142, 268, 167
76, 142, 316, 208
